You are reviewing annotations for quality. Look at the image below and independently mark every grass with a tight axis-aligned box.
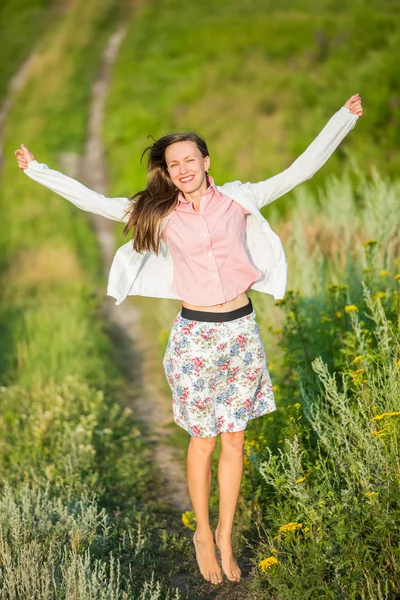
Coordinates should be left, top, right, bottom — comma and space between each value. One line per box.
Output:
0, 0, 184, 597
0, 0, 59, 103
104, 0, 400, 220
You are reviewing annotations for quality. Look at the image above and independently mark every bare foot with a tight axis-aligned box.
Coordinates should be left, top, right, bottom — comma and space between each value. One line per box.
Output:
214, 526, 241, 582
193, 530, 223, 585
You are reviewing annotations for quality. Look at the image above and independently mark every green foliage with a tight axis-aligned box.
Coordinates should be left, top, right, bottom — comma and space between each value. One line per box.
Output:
245, 252, 400, 597
104, 0, 400, 219
0, 0, 56, 102
0, 484, 179, 599
0, 380, 154, 505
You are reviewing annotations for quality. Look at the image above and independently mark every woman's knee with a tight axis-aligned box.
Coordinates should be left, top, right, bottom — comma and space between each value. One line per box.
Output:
220, 430, 245, 452
189, 435, 217, 456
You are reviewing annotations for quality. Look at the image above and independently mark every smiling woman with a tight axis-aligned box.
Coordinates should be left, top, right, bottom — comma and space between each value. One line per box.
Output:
124, 132, 210, 255
165, 140, 210, 203
15, 93, 362, 586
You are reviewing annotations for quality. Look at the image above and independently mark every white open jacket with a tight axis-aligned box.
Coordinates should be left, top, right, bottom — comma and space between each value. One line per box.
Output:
24, 106, 358, 305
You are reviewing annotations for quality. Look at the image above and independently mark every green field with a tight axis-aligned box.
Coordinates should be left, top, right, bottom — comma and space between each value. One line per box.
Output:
1, 0, 399, 597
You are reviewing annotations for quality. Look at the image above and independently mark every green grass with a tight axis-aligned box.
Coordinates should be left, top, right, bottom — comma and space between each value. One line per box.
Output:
0, 1, 184, 597
0, 0, 58, 103
104, 0, 400, 221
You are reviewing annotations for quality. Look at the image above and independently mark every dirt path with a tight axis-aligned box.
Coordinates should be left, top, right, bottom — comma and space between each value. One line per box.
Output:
76, 25, 260, 600
75, 25, 192, 514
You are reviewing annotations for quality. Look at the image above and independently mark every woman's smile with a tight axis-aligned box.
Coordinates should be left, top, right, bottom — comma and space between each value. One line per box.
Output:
180, 174, 195, 183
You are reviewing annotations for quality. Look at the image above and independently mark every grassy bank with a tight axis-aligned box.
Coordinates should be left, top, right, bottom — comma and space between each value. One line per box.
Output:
0, 1, 182, 597
104, 0, 400, 216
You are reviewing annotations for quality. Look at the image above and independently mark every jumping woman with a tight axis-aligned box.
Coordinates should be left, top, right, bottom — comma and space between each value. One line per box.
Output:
14, 93, 363, 585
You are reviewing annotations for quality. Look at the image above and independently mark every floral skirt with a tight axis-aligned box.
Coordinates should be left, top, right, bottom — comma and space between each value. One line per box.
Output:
162, 305, 276, 438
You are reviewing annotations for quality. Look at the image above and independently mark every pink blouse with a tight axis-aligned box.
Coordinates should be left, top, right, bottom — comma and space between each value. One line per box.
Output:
162, 176, 262, 306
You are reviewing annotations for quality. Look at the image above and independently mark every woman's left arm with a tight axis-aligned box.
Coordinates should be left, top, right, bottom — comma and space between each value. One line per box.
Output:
250, 94, 363, 210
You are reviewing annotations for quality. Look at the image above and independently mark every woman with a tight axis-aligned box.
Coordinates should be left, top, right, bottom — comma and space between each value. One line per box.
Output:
14, 93, 363, 585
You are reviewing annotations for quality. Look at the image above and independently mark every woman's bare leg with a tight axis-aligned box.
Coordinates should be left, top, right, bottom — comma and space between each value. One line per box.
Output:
214, 430, 244, 582
187, 435, 222, 585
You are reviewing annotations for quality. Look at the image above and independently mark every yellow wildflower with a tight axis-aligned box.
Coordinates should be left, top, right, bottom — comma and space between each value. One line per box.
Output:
275, 299, 285, 306
379, 270, 391, 277
351, 368, 364, 380
272, 328, 282, 334
268, 363, 274, 371
295, 476, 306, 484
363, 240, 378, 247
373, 291, 388, 300
345, 305, 358, 313
272, 385, 280, 392
294, 403, 301, 409
395, 274, 400, 281
181, 511, 197, 530
278, 522, 303, 533
335, 311, 342, 319
320, 316, 332, 323
365, 491, 379, 498
288, 311, 295, 319
259, 556, 278, 571
370, 429, 387, 438
396, 360, 400, 367
328, 284, 339, 292
271, 548, 278, 554
371, 411, 400, 421
353, 355, 364, 364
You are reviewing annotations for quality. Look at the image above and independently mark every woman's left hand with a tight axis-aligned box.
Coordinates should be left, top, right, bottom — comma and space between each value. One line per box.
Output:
344, 93, 363, 117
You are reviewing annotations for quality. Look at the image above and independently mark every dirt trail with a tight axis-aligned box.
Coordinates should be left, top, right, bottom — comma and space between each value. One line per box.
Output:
69, 25, 259, 600
75, 25, 192, 513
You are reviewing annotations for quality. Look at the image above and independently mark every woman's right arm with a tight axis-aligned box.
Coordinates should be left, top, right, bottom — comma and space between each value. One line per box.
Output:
15, 144, 132, 222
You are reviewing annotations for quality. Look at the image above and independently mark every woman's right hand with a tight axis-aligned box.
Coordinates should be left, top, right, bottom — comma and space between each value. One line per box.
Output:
14, 144, 35, 169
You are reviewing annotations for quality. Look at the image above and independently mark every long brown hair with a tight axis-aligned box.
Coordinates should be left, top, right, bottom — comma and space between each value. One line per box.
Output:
123, 132, 210, 255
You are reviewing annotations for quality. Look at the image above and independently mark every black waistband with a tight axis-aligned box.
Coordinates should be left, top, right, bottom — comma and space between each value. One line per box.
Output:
181, 298, 253, 322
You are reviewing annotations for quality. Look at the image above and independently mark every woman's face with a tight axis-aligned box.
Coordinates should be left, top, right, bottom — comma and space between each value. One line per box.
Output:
165, 140, 210, 195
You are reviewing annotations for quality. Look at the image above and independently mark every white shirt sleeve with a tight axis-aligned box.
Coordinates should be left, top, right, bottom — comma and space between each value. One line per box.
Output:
24, 160, 133, 222
248, 106, 359, 210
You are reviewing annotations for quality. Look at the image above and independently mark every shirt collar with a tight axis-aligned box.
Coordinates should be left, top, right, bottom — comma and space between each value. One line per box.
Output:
177, 175, 221, 204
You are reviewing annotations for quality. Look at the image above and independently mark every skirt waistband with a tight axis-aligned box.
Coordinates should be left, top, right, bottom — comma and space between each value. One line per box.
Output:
180, 298, 253, 322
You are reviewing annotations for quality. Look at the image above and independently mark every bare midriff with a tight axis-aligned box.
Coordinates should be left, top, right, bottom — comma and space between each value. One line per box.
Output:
181, 291, 249, 313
